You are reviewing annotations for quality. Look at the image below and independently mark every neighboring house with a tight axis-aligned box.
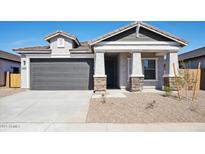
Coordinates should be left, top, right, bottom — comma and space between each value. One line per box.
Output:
0, 50, 20, 86
178, 47, 205, 90
13, 21, 187, 91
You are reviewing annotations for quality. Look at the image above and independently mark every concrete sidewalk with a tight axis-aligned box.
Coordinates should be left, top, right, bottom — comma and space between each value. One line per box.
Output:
0, 122, 205, 132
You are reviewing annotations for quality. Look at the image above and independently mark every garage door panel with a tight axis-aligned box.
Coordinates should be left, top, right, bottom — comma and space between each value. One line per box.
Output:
32, 69, 90, 74
32, 84, 90, 90
32, 72, 90, 78
30, 58, 94, 90
31, 78, 90, 83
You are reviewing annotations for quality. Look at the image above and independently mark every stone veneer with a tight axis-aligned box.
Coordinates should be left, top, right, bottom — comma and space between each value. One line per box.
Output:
163, 77, 177, 90
129, 77, 144, 91
94, 77, 107, 92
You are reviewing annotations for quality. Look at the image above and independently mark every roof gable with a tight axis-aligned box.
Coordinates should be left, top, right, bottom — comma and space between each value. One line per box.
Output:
104, 26, 172, 42
44, 31, 80, 46
89, 21, 188, 46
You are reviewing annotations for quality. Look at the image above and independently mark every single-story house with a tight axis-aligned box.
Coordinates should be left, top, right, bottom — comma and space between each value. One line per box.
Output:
0, 50, 20, 86
14, 21, 188, 91
179, 47, 205, 90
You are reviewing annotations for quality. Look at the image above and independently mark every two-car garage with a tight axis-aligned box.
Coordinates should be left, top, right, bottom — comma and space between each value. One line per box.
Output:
30, 58, 94, 90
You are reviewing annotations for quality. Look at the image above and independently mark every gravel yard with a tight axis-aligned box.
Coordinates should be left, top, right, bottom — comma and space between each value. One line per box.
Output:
86, 91, 205, 123
0, 88, 25, 98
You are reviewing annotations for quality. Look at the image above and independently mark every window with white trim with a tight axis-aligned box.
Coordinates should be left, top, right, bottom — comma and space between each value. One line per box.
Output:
57, 38, 65, 48
142, 59, 156, 80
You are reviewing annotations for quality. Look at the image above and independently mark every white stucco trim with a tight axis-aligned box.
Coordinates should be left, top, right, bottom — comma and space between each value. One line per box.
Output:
94, 52, 105, 76
99, 41, 180, 45
94, 45, 180, 51
51, 53, 71, 58
20, 57, 30, 88
27, 58, 30, 88
71, 54, 94, 58
164, 52, 179, 77
93, 75, 107, 78
70, 50, 92, 53
24, 54, 94, 59
131, 52, 144, 77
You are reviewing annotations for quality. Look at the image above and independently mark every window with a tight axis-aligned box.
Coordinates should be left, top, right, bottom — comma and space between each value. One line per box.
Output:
12, 67, 20, 73
142, 59, 156, 80
57, 38, 65, 48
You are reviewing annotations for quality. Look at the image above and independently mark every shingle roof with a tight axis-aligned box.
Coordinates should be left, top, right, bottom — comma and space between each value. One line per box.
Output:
13, 22, 188, 55
179, 47, 205, 60
13, 46, 50, 51
44, 30, 80, 46
70, 41, 90, 52
0, 50, 20, 62
89, 21, 188, 46
13, 46, 51, 54
13, 43, 91, 54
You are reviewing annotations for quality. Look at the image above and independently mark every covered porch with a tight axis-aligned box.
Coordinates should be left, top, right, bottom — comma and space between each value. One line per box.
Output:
93, 48, 179, 92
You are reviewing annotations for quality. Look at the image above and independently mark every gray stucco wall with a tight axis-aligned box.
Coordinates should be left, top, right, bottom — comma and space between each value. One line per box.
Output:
157, 56, 165, 89
50, 36, 74, 56
117, 53, 165, 90
0, 59, 20, 86
118, 53, 129, 89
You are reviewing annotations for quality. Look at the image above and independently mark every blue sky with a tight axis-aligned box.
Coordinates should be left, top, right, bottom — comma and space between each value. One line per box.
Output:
0, 21, 205, 55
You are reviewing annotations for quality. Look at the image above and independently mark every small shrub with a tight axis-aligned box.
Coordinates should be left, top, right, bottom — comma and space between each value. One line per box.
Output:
164, 86, 172, 97
145, 100, 156, 109
101, 93, 106, 103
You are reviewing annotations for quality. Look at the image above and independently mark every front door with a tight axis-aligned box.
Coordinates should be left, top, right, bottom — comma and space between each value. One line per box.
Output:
105, 55, 118, 89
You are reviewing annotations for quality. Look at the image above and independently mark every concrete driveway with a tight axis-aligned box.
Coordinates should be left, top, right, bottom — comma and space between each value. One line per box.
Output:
0, 90, 92, 123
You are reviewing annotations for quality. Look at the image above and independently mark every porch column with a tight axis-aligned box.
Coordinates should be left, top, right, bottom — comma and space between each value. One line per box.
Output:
129, 51, 144, 91
163, 52, 179, 89
93, 52, 107, 92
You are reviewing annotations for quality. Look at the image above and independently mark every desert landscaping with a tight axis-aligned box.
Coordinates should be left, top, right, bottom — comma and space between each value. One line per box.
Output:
86, 91, 205, 123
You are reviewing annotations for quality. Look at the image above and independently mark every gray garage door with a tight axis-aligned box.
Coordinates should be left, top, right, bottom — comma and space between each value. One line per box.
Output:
30, 58, 94, 90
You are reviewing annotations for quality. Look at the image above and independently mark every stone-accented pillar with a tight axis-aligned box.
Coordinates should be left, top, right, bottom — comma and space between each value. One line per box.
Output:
130, 77, 144, 91
163, 52, 179, 89
129, 51, 144, 91
93, 52, 106, 92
